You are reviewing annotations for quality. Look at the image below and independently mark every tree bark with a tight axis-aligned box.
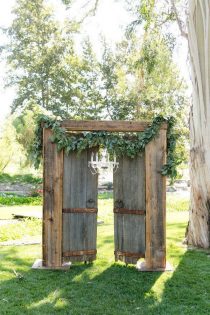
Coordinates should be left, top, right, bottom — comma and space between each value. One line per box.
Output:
187, 0, 210, 248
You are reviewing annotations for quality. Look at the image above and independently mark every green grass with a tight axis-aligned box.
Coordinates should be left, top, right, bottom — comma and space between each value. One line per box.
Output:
0, 192, 111, 207
0, 173, 42, 184
167, 194, 189, 211
0, 195, 42, 206
0, 207, 210, 314
0, 219, 41, 242
98, 191, 113, 199
100, 193, 190, 212
0, 176, 197, 313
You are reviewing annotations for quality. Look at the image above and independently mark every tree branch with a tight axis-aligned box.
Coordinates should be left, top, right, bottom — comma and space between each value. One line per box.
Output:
63, 0, 100, 22
78, 0, 99, 22
170, 0, 188, 40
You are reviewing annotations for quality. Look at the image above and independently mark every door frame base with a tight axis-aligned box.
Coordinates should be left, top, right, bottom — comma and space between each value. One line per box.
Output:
137, 261, 173, 272
32, 259, 71, 270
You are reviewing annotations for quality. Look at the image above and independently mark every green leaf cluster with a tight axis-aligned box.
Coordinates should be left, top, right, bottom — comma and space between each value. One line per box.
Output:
31, 114, 181, 180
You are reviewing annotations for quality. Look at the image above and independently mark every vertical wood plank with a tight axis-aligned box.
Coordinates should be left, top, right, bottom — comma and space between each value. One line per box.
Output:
62, 148, 98, 262
145, 129, 167, 270
43, 128, 63, 267
113, 153, 146, 264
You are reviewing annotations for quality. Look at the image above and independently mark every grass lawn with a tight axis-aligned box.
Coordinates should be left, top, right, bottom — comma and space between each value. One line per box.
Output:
0, 219, 41, 242
0, 196, 210, 314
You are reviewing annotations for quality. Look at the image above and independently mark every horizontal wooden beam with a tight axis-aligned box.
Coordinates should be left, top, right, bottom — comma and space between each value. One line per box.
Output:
61, 120, 167, 132
63, 250, 97, 257
114, 250, 145, 258
63, 208, 98, 213
113, 208, 145, 215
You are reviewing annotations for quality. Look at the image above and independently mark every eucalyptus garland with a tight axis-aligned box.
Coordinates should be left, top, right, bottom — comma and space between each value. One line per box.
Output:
31, 114, 181, 180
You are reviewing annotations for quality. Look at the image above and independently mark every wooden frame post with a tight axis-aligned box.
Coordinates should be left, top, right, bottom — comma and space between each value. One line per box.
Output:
42, 128, 63, 268
145, 129, 167, 270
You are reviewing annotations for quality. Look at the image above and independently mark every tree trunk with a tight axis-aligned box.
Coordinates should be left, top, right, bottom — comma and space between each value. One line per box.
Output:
187, 0, 210, 248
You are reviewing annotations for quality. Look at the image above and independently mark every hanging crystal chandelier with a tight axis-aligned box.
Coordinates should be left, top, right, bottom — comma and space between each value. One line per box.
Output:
88, 148, 119, 175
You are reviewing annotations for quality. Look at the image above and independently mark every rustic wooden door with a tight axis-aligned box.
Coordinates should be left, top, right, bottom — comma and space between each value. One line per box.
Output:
62, 149, 98, 263
114, 153, 146, 264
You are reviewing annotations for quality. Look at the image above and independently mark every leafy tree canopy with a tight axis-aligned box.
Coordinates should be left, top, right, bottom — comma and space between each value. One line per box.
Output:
4, 0, 80, 118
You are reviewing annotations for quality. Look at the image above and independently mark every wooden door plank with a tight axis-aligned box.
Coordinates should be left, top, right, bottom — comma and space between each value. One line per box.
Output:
62, 149, 98, 263
145, 129, 167, 270
113, 154, 146, 264
61, 120, 167, 132
63, 208, 98, 213
43, 128, 63, 268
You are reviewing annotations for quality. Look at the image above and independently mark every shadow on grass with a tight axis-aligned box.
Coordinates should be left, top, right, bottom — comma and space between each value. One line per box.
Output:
0, 246, 33, 271
97, 233, 113, 246
0, 246, 159, 315
0, 246, 209, 315
155, 250, 210, 314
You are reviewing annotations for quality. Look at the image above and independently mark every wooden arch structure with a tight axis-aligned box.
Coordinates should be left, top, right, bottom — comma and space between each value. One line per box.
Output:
41, 120, 168, 271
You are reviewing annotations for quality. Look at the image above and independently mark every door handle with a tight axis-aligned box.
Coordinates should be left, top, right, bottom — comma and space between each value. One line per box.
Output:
87, 199, 95, 207
114, 199, 124, 208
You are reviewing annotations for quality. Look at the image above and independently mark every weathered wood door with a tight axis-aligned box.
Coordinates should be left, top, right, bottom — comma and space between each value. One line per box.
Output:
62, 149, 98, 262
114, 153, 146, 264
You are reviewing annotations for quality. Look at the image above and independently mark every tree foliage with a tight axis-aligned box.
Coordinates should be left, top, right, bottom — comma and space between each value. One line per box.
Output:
12, 107, 43, 166
0, 117, 23, 172
75, 39, 103, 119
4, 0, 80, 118
122, 0, 189, 163
99, 41, 137, 120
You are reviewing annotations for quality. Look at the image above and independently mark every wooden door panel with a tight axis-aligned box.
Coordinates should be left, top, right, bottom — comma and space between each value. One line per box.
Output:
62, 149, 98, 262
114, 153, 146, 264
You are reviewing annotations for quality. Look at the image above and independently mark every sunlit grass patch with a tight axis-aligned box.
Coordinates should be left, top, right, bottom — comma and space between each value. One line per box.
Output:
0, 218, 41, 242
167, 195, 189, 212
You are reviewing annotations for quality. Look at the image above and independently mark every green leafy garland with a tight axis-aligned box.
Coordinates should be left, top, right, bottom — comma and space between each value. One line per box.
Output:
31, 114, 181, 180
